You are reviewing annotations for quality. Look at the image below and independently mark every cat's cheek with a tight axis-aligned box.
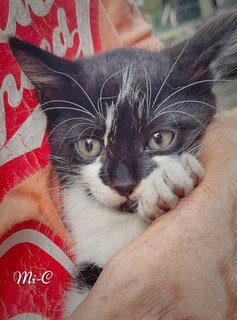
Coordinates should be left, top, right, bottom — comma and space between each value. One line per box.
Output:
90, 184, 126, 207
80, 162, 126, 207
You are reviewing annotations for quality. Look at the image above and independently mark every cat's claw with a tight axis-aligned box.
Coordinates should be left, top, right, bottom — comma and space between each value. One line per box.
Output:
137, 153, 204, 222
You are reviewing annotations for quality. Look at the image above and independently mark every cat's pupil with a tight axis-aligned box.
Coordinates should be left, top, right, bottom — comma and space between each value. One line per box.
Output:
85, 139, 93, 152
154, 133, 163, 145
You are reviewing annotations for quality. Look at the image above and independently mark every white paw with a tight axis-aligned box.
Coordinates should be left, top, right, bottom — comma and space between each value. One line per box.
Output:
137, 153, 204, 222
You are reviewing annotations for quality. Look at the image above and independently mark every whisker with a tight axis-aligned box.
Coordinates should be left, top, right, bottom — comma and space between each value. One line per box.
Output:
55, 124, 96, 155
97, 94, 120, 108
46, 117, 97, 142
133, 49, 151, 116
152, 110, 206, 128
150, 99, 216, 123
98, 60, 139, 114
155, 78, 237, 111
63, 195, 98, 217
41, 64, 102, 120
40, 100, 96, 118
177, 129, 202, 154
151, 39, 191, 110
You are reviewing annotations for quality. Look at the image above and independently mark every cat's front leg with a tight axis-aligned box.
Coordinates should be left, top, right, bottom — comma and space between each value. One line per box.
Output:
137, 153, 204, 222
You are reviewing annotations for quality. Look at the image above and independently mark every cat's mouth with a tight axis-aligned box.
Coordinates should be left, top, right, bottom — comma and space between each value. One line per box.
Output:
117, 200, 138, 214
86, 188, 138, 214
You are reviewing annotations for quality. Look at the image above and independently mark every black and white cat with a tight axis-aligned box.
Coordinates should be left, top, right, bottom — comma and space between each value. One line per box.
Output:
10, 11, 237, 316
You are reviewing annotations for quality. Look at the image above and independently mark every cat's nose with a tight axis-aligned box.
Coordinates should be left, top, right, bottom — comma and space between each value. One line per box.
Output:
111, 161, 137, 197
112, 181, 136, 197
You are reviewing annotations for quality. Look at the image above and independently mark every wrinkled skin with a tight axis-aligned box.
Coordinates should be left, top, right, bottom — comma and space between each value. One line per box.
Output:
69, 114, 237, 320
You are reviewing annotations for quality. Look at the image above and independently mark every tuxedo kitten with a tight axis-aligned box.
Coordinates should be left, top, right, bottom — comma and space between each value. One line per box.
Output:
10, 11, 237, 316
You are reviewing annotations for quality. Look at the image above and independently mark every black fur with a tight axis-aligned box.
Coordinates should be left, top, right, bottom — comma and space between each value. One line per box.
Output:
76, 263, 102, 290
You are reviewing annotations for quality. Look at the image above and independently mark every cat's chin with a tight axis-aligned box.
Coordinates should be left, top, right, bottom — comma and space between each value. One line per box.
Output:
100, 198, 138, 215
86, 187, 137, 214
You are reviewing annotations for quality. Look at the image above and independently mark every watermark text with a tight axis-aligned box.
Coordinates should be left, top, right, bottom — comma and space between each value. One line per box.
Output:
13, 271, 53, 285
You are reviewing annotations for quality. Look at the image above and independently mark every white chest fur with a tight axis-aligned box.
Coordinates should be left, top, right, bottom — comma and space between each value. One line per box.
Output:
63, 187, 148, 267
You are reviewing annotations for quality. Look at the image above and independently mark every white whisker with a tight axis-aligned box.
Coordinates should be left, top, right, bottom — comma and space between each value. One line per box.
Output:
155, 78, 237, 112
55, 124, 96, 155
40, 99, 96, 118
151, 39, 190, 110
150, 99, 216, 123
46, 117, 97, 142
152, 110, 206, 128
42, 64, 102, 120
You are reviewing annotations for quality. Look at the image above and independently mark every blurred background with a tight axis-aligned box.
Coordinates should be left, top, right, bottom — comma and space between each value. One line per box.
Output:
136, 0, 237, 45
136, 0, 237, 110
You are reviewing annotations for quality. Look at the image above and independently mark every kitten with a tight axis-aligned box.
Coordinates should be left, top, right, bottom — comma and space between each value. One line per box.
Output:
10, 11, 237, 316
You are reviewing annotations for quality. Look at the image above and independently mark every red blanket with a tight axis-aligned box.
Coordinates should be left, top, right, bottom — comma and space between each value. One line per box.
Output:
0, 1, 100, 318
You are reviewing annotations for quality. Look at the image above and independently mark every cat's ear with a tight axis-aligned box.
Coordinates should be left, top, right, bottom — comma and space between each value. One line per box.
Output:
171, 11, 237, 83
211, 30, 237, 80
9, 37, 77, 103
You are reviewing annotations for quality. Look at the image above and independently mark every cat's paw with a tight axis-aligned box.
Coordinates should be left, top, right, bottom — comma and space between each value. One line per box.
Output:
137, 153, 204, 222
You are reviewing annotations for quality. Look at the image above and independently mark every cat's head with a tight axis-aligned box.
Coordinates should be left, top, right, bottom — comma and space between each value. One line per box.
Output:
9, 11, 237, 214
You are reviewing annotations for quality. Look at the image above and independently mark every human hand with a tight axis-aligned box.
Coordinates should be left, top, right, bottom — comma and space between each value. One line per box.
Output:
69, 113, 237, 320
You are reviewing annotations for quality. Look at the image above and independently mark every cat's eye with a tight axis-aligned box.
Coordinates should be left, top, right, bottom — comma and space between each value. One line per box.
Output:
146, 130, 174, 150
76, 138, 102, 158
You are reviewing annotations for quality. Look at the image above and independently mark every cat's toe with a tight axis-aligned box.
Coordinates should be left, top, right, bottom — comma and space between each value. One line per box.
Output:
181, 153, 204, 185
137, 174, 179, 222
137, 191, 164, 222
162, 162, 194, 197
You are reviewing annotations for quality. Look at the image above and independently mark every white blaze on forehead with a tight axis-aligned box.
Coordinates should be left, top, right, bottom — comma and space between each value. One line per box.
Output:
103, 66, 147, 147
137, 93, 146, 122
117, 66, 146, 123
104, 103, 116, 147
117, 66, 135, 103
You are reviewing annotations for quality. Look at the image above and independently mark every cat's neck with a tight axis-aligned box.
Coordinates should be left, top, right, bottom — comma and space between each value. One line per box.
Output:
63, 187, 148, 267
